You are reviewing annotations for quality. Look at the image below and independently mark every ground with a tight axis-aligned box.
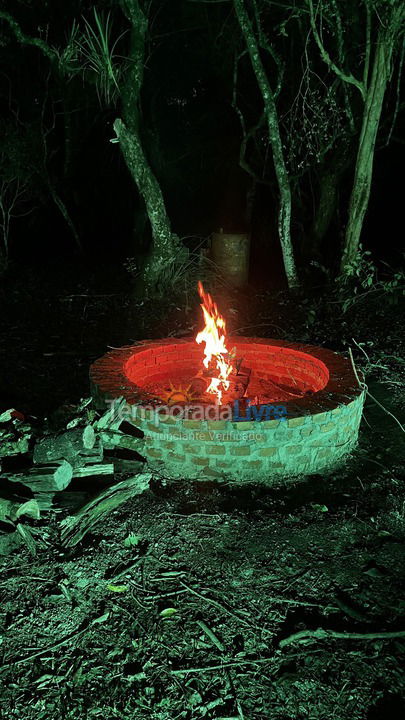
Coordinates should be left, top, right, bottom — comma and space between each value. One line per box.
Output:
0, 262, 404, 719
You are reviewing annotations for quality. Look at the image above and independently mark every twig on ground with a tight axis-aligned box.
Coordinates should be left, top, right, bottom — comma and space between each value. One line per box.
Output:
348, 347, 366, 389
365, 390, 405, 434
180, 580, 271, 635
350, 342, 404, 434
2, 615, 106, 668
279, 627, 405, 648
196, 619, 225, 652
168, 657, 280, 676
351, 338, 371, 364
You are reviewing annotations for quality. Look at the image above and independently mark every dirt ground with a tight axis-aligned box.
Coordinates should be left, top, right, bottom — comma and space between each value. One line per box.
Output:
1, 264, 404, 719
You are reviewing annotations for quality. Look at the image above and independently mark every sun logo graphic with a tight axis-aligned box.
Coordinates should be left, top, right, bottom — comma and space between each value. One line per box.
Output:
159, 382, 199, 406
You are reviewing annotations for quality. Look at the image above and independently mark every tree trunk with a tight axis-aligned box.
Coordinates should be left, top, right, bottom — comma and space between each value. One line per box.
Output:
340, 27, 395, 274
115, 0, 184, 291
310, 152, 349, 257
233, 0, 299, 289
113, 118, 183, 287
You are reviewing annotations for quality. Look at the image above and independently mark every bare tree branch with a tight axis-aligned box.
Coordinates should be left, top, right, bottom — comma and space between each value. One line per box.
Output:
363, 0, 372, 88
232, 51, 271, 185
252, 0, 284, 98
307, 0, 366, 100
385, 40, 404, 146
0, 11, 56, 63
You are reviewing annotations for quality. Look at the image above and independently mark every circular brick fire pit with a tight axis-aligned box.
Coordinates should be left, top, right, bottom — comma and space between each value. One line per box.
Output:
90, 338, 365, 483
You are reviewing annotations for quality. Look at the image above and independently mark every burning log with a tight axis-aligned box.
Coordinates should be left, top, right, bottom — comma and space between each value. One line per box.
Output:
195, 282, 238, 404
190, 365, 251, 402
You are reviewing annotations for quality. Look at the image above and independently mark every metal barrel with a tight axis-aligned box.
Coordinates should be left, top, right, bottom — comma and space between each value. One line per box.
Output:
211, 231, 250, 287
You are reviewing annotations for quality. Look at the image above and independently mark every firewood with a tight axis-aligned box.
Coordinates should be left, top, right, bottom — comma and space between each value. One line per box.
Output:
99, 429, 145, 453
72, 463, 114, 478
0, 497, 18, 526
0, 432, 31, 458
95, 399, 145, 452
104, 446, 145, 473
4, 460, 73, 492
0, 410, 33, 458
33, 426, 101, 467
60, 472, 151, 547
95, 398, 128, 430
33, 493, 55, 511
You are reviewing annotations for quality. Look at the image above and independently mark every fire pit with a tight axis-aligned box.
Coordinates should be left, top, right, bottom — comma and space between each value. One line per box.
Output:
91, 347, 364, 483
91, 284, 364, 483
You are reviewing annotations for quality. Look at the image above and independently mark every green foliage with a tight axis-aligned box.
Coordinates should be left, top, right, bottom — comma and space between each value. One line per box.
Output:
60, 9, 128, 105
285, 73, 348, 176
123, 531, 142, 548
159, 607, 177, 618
340, 243, 376, 288
125, 243, 230, 297
337, 246, 405, 313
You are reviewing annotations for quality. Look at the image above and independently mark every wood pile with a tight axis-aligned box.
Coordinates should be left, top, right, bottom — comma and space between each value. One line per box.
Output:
0, 398, 149, 547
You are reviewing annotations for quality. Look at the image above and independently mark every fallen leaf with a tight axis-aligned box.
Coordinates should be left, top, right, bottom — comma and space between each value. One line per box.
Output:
106, 584, 128, 593
160, 607, 177, 618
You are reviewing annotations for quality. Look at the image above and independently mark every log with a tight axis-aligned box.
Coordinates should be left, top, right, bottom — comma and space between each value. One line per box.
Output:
34, 493, 55, 511
4, 460, 73, 492
95, 398, 128, 430
0, 411, 32, 457
60, 472, 151, 547
0, 497, 17, 526
72, 463, 114, 478
111, 458, 144, 473
100, 429, 145, 453
104, 446, 145, 473
0, 432, 30, 458
33, 426, 101, 468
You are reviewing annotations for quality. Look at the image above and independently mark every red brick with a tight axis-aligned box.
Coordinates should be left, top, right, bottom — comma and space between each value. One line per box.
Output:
259, 447, 277, 457
168, 452, 186, 463
191, 456, 209, 466
183, 444, 201, 455
146, 423, 162, 434
206, 445, 226, 455
230, 446, 251, 456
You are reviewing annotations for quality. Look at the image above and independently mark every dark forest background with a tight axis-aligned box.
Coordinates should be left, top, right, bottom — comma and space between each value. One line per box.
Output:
0, 0, 403, 289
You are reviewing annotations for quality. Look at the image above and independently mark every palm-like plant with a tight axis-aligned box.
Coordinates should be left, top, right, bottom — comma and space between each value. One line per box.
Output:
60, 9, 128, 105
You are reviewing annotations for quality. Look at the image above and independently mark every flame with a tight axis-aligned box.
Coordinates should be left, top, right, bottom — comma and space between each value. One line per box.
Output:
195, 281, 233, 404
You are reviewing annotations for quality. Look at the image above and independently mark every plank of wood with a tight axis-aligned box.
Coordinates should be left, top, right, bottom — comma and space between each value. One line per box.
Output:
60, 473, 151, 547
72, 463, 114, 478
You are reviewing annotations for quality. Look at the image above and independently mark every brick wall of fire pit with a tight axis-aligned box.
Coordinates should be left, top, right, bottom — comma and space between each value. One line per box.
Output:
90, 338, 365, 484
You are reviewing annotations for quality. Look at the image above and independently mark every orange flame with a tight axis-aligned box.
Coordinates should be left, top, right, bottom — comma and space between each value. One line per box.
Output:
195, 281, 233, 404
